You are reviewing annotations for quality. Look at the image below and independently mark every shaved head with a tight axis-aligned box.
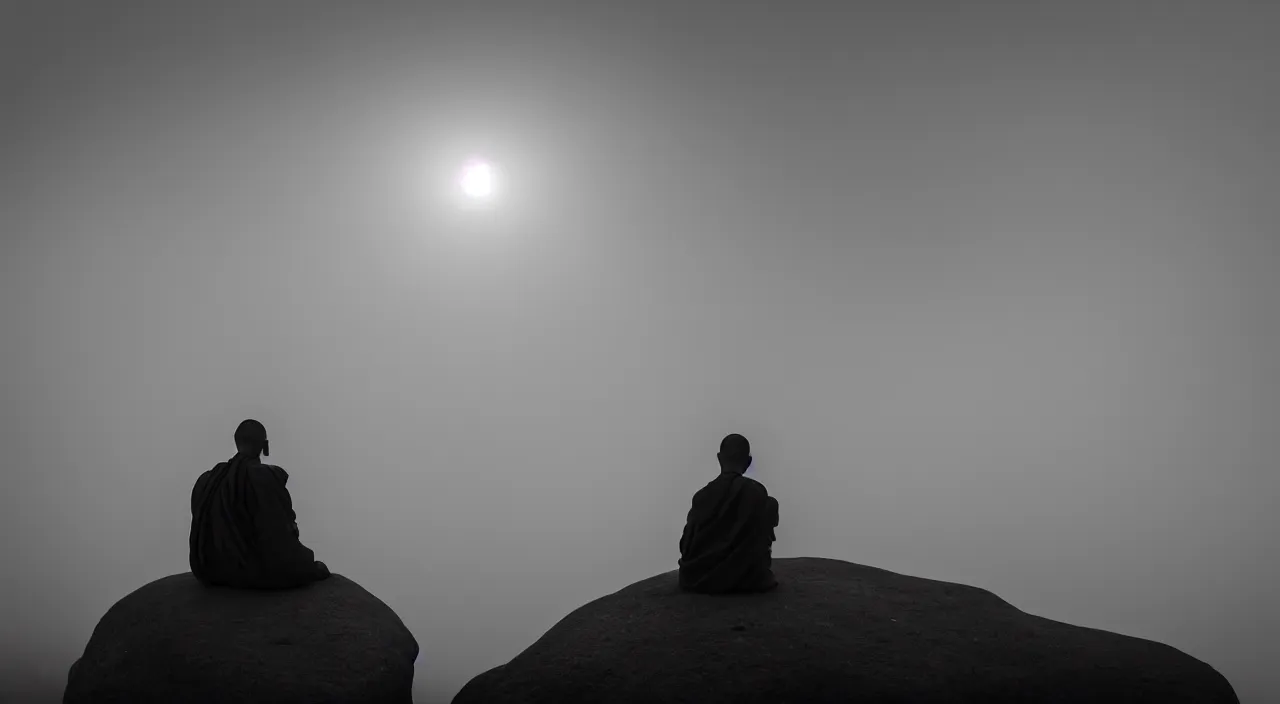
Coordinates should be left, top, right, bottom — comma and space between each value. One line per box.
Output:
234, 419, 268, 455
720, 433, 750, 459
718, 433, 751, 472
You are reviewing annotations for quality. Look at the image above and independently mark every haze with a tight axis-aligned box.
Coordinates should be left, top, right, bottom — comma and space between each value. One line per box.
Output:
2, 2, 1276, 702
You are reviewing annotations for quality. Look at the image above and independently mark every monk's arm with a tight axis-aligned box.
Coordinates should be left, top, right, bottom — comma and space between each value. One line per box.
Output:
744, 482, 778, 528
275, 486, 300, 538
679, 513, 694, 556
251, 473, 328, 584
190, 474, 209, 516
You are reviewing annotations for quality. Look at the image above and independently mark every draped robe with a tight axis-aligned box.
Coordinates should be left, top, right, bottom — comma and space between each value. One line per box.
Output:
189, 453, 329, 589
678, 471, 779, 593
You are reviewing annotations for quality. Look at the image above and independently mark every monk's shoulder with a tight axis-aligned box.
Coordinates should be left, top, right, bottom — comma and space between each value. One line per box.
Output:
192, 466, 218, 492
248, 464, 290, 486
694, 474, 733, 497
200, 463, 225, 477
741, 475, 770, 496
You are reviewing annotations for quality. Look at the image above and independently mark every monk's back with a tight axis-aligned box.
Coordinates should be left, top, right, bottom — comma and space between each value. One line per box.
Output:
189, 458, 324, 590
678, 470, 779, 594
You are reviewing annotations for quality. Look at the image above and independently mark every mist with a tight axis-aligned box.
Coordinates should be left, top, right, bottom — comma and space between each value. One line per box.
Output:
2, 2, 1276, 702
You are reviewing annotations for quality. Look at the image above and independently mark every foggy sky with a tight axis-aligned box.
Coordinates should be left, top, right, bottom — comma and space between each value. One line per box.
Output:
2, 2, 1277, 702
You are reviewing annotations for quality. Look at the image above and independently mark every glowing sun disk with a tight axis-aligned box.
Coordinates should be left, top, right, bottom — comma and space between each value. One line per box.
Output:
459, 160, 496, 200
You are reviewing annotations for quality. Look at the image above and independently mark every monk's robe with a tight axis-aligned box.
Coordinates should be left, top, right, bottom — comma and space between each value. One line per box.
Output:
678, 471, 779, 594
189, 453, 330, 590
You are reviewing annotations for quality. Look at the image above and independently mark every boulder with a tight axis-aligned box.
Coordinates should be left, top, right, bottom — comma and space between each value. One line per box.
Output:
453, 557, 1237, 703
64, 573, 419, 704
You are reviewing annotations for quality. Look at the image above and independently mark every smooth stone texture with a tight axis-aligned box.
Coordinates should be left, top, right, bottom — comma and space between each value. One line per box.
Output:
65, 573, 419, 704
454, 557, 1238, 704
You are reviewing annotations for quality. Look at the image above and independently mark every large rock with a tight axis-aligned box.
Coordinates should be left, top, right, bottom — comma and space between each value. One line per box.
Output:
64, 573, 419, 704
453, 557, 1238, 703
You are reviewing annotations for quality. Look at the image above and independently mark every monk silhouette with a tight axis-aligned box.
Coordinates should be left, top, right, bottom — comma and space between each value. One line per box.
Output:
189, 419, 331, 589
678, 434, 779, 593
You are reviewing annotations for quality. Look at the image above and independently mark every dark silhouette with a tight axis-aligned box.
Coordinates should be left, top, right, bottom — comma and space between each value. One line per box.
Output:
189, 419, 330, 589
678, 433, 779, 593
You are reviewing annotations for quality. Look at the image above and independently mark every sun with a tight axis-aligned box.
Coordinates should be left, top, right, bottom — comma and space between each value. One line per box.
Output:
458, 159, 498, 202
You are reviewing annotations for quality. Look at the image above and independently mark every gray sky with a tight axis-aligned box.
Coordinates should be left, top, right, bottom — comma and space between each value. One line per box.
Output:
2, 2, 1277, 702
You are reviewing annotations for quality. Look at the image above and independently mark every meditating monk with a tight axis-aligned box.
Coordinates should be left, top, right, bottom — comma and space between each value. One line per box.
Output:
678, 433, 779, 593
189, 419, 331, 589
